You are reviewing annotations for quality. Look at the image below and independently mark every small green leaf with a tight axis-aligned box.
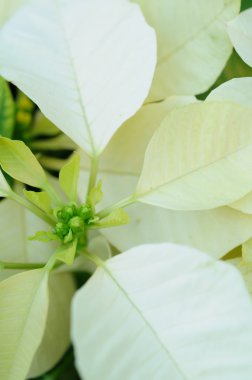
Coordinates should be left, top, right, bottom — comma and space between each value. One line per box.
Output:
0, 77, 15, 138
0, 137, 47, 188
59, 153, 80, 202
88, 180, 103, 209
55, 239, 77, 266
29, 231, 59, 243
96, 208, 129, 228
23, 189, 52, 213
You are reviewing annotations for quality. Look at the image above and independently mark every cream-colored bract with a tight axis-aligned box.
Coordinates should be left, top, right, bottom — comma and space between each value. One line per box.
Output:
228, 8, 252, 68
135, 0, 240, 100
28, 272, 76, 378
71, 243, 252, 380
207, 78, 252, 214
136, 102, 252, 210
0, 0, 156, 156
0, 269, 49, 380
207, 77, 252, 105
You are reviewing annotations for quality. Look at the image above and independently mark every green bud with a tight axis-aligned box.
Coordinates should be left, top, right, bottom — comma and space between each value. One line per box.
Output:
64, 229, 73, 244
78, 204, 93, 221
69, 216, 85, 233
55, 222, 69, 238
57, 204, 77, 222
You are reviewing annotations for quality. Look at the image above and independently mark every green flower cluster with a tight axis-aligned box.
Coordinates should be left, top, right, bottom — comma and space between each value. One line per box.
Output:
54, 203, 93, 245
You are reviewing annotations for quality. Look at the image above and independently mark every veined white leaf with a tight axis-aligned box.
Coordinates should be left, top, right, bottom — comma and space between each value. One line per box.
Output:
136, 102, 252, 210
134, 0, 240, 100
28, 272, 76, 378
0, 269, 49, 380
228, 8, 252, 68
72, 243, 252, 380
0, 0, 156, 156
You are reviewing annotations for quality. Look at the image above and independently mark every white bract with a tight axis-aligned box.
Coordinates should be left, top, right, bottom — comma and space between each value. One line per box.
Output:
135, 0, 240, 100
136, 102, 252, 210
0, 0, 156, 156
72, 243, 252, 380
1, 0, 252, 379
228, 7, 252, 68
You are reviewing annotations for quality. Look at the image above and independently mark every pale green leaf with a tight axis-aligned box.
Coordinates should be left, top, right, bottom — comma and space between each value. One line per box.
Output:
0, 137, 47, 188
29, 231, 59, 243
72, 243, 252, 380
28, 272, 76, 378
59, 153, 80, 202
96, 208, 129, 228
0, 269, 49, 380
134, 0, 240, 100
0, 77, 15, 138
23, 189, 52, 213
136, 102, 252, 210
0, 0, 156, 156
55, 239, 77, 266
228, 8, 252, 68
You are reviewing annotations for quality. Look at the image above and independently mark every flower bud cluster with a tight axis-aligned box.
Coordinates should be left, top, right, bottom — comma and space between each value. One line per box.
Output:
54, 202, 93, 244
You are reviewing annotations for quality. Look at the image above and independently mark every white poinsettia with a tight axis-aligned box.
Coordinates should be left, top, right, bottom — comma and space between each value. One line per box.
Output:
1, 1, 252, 380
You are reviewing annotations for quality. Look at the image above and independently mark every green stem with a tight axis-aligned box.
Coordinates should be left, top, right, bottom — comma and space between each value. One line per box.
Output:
0, 261, 45, 270
10, 191, 55, 226
87, 156, 99, 195
80, 249, 104, 267
97, 194, 136, 219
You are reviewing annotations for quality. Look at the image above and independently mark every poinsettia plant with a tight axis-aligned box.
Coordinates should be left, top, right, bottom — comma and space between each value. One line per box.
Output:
2, 0, 252, 379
